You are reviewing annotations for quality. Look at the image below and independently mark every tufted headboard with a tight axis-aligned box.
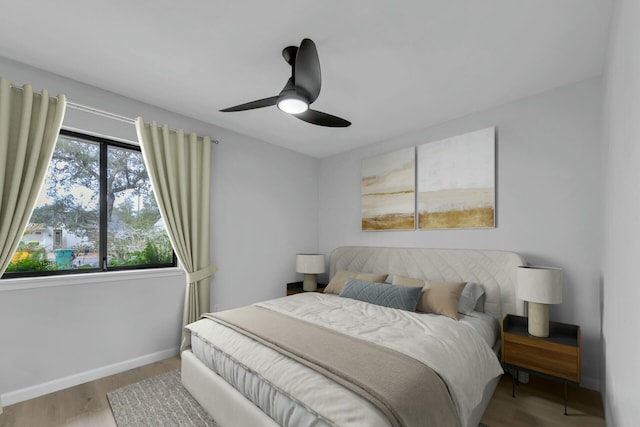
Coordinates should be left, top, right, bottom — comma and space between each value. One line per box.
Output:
329, 246, 526, 320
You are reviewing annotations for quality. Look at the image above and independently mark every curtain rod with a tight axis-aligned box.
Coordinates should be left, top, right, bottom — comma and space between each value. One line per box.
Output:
7, 84, 219, 144
66, 102, 219, 144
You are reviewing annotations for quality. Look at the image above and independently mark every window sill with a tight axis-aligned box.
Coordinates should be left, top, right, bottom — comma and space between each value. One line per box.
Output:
0, 267, 185, 292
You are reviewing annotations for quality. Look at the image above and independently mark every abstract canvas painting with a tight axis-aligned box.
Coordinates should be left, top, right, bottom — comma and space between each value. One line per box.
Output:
417, 127, 495, 229
361, 147, 415, 231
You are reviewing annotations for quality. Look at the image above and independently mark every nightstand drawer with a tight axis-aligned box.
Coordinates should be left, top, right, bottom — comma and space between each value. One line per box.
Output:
501, 314, 582, 416
503, 332, 580, 382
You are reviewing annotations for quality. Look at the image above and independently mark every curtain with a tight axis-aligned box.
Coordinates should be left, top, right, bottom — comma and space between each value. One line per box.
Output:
135, 118, 216, 333
0, 77, 66, 276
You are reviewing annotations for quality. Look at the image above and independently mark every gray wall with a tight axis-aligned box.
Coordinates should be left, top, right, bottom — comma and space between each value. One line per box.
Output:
0, 57, 320, 404
318, 78, 603, 390
602, 0, 640, 425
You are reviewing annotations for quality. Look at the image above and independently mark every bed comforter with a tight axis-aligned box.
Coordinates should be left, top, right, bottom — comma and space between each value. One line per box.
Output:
183, 292, 503, 427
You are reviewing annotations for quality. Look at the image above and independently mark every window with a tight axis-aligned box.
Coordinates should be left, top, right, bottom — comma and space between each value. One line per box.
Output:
3, 130, 175, 278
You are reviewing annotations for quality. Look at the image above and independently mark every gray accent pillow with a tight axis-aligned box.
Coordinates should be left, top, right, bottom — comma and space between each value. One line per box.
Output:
339, 278, 423, 312
457, 282, 485, 314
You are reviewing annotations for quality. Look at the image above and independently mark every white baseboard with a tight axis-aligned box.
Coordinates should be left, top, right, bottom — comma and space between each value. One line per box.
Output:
1, 347, 179, 407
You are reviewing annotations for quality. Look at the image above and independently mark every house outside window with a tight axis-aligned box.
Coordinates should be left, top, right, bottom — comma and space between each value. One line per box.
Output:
53, 229, 63, 248
3, 129, 175, 278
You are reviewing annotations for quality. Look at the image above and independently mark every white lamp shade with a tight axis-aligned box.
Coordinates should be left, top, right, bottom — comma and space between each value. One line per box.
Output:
296, 254, 325, 274
517, 266, 563, 304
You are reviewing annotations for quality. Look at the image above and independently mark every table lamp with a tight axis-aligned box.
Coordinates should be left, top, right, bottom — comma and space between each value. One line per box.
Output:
296, 254, 325, 292
517, 266, 563, 337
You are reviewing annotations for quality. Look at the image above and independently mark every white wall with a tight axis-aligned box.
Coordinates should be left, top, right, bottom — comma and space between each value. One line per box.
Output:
319, 78, 603, 390
601, 0, 640, 425
0, 57, 320, 404
210, 124, 320, 310
0, 269, 185, 405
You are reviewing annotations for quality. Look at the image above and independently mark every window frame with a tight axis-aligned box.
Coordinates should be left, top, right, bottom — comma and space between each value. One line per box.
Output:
2, 129, 177, 279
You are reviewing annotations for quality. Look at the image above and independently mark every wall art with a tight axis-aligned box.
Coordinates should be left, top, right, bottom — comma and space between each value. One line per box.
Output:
417, 127, 495, 229
361, 147, 416, 231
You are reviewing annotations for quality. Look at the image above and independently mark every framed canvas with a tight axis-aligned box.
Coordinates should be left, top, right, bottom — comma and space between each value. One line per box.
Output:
361, 147, 415, 231
417, 127, 495, 229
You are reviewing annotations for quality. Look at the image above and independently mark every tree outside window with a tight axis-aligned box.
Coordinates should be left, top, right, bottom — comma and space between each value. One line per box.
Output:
3, 130, 174, 277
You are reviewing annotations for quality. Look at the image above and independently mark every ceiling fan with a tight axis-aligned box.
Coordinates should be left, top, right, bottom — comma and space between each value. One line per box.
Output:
220, 38, 351, 128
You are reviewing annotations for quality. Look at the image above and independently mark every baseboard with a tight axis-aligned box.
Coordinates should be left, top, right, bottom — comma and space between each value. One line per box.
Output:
1, 347, 179, 407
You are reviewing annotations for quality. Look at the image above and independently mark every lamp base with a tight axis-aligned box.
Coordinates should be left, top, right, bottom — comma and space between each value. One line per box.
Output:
302, 273, 318, 292
528, 302, 550, 337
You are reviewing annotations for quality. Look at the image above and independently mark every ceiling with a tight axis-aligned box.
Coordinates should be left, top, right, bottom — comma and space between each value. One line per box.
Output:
0, 1, 612, 158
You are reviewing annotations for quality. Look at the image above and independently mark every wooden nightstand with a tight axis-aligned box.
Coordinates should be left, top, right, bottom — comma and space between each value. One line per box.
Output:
286, 281, 326, 295
501, 314, 581, 415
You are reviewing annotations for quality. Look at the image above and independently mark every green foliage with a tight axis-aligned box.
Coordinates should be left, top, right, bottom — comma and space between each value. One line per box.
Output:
108, 231, 173, 267
40, 136, 153, 227
31, 196, 98, 238
111, 197, 161, 231
46, 137, 100, 201
6, 247, 56, 272
141, 241, 164, 264
5, 258, 55, 272
7, 135, 174, 276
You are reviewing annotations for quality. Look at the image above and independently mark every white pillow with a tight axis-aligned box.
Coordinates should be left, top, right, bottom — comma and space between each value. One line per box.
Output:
457, 282, 485, 314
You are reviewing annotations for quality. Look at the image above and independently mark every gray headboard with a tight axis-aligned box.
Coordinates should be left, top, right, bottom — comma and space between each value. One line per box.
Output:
329, 246, 526, 320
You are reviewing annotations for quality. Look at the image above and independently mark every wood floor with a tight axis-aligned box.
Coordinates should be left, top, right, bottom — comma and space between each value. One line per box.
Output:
0, 357, 180, 427
0, 357, 604, 427
481, 375, 605, 427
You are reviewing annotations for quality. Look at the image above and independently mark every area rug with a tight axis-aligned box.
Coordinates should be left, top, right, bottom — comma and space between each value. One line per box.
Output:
107, 369, 218, 427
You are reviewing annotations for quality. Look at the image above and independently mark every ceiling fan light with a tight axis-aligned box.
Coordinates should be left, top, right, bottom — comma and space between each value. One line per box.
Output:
277, 96, 309, 114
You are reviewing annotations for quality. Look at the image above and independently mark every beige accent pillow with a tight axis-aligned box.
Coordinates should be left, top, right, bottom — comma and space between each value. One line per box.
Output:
324, 270, 388, 294
392, 275, 465, 320
390, 275, 425, 287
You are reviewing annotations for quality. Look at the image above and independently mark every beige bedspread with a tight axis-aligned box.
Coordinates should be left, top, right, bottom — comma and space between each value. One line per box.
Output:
205, 305, 460, 427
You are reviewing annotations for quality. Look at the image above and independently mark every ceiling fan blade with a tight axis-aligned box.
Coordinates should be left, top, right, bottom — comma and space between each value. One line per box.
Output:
220, 96, 278, 112
294, 109, 351, 127
294, 38, 321, 103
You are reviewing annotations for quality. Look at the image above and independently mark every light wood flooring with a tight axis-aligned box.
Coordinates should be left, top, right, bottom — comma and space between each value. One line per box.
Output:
0, 357, 604, 427
482, 374, 605, 427
0, 357, 180, 427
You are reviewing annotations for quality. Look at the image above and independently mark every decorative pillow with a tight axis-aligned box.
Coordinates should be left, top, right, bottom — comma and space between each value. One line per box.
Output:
390, 275, 424, 287
474, 293, 485, 312
324, 270, 388, 294
392, 275, 465, 320
339, 279, 423, 312
420, 281, 466, 320
457, 282, 485, 314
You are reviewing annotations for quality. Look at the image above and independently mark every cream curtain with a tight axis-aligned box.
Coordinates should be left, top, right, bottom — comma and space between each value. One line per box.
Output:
135, 118, 216, 331
0, 77, 66, 276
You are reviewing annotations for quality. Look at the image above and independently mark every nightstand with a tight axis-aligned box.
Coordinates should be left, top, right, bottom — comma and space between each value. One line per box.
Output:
501, 314, 581, 415
286, 281, 326, 295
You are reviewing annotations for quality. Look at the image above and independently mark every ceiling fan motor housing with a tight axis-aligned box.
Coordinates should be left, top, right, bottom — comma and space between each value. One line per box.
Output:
220, 38, 351, 127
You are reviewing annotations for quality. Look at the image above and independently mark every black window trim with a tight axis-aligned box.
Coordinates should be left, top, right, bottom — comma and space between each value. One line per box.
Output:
2, 129, 177, 279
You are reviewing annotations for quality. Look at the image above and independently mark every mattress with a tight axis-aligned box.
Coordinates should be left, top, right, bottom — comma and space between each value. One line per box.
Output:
185, 292, 503, 427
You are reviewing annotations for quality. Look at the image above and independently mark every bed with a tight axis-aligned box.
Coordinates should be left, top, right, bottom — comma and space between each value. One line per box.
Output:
181, 246, 526, 427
